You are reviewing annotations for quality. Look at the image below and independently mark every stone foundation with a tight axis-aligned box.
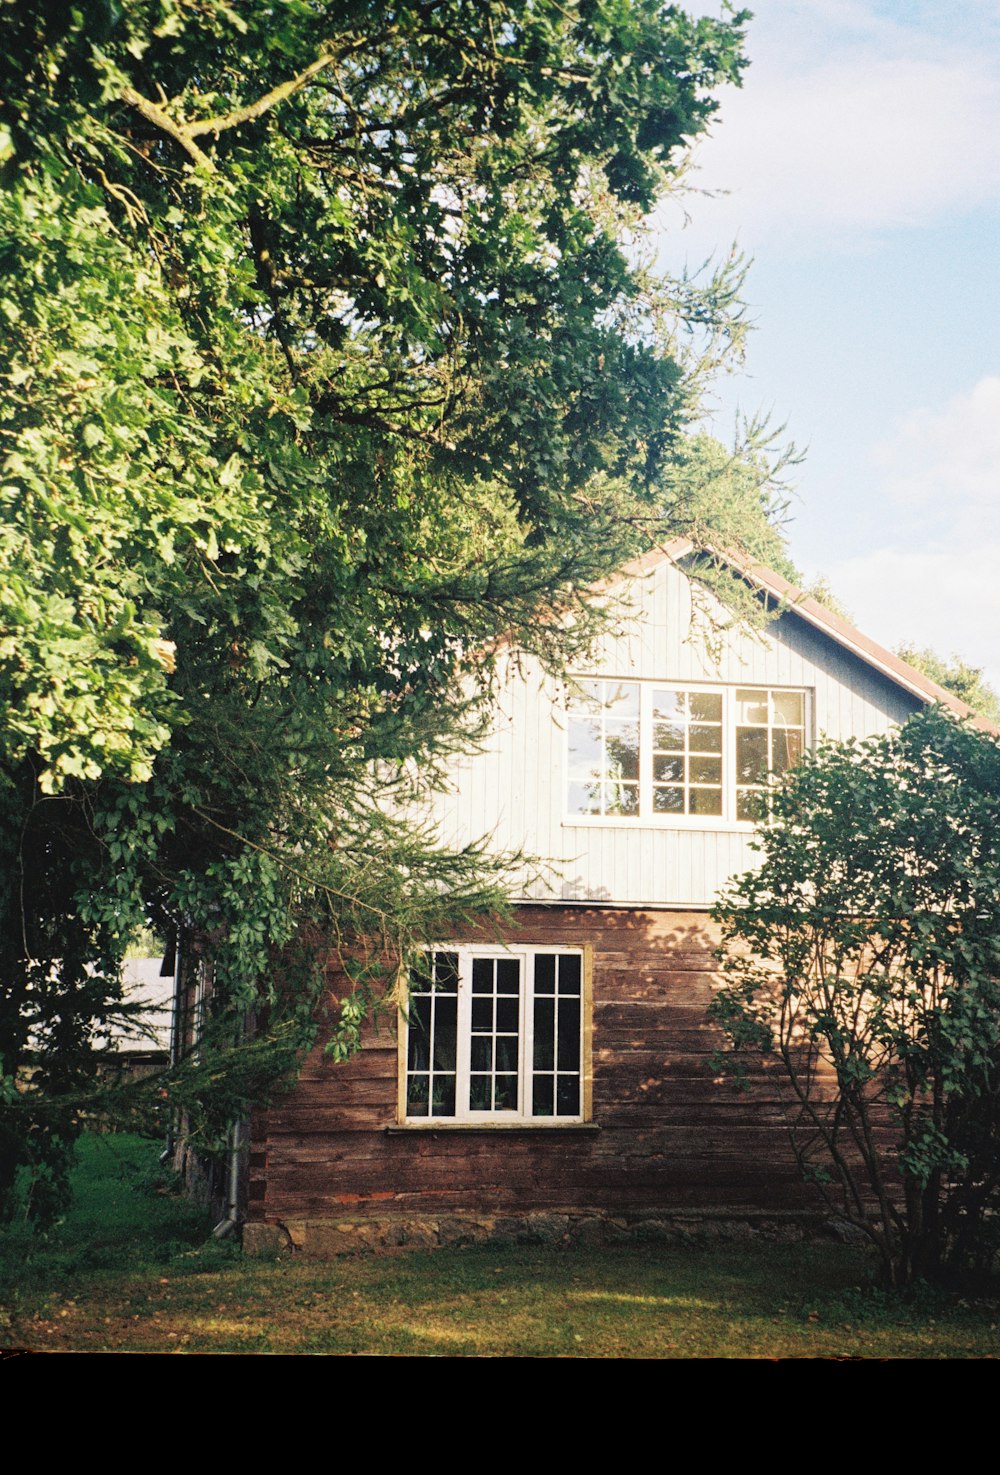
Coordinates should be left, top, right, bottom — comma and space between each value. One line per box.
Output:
241, 1206, 849, 1259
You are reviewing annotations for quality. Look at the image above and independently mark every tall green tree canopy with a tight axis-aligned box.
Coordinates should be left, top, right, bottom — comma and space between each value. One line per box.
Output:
0, 0, 757, 1215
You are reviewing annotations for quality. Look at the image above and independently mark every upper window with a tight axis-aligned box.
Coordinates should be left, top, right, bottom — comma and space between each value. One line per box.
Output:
403, 946, 588, 1124
566, 680, 806, 824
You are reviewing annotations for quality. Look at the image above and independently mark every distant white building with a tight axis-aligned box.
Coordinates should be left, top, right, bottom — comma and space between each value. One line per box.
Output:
101, 956, 174, 1069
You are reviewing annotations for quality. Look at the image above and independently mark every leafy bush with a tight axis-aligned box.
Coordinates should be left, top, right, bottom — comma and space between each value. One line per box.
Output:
712, 706, 1000, 1287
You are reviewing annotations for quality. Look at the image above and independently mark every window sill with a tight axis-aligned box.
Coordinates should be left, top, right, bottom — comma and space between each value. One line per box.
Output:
386, 1122, 601, 1134
562, 815, 756, 833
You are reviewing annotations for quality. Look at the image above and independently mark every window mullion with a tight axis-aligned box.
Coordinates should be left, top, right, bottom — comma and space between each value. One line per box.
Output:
521, 953, 532, 1118
641, 684, 651, 818
456, 949, 472, 1122
724, 687, 734, 822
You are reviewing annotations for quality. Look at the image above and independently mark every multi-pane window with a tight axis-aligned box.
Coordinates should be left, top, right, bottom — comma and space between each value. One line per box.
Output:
652, 688, 723, 816
566, 680, 807, 824
566, 680, 639, 817
734, 688, 806, 820
404, 951, 459, 1118
531, 953, 584, 1118
404, 947, 587, 1123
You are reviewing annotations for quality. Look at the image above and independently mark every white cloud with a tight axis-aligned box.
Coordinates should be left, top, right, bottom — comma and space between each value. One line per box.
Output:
656, 6, 1000, 691
873, 376, 1000, 509
818, 373, 1000, 687
827, 543, 1000, 690
659, 4, 1000, 256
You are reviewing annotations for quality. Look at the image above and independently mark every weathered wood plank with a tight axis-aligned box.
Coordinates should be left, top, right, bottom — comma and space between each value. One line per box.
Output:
254, 905, 830, 1221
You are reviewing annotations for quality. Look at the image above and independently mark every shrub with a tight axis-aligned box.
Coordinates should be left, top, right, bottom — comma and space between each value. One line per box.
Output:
711, 706, 1000, 1287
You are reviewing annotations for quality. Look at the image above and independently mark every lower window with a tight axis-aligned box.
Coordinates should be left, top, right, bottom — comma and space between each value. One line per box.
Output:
403, 946, 588, 1123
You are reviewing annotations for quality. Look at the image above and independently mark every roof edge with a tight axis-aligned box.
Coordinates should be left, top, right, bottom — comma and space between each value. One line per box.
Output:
605, 541, 999, 736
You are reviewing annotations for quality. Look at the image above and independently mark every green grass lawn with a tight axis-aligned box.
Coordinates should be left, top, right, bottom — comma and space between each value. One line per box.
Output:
2, 1135, 998, 1356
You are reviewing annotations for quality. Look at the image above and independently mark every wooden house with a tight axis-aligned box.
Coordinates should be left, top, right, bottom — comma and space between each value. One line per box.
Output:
243, 543, 978, 1254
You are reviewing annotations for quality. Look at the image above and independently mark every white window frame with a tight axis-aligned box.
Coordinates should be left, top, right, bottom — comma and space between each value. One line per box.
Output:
399, 944, 592, 1126
564, 679, 811, 829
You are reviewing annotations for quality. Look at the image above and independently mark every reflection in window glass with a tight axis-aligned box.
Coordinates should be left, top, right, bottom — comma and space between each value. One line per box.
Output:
652, 687, 723, 816
406, 949, 585, 1123
406, 951, 459, 1118
469, 955, 521, 1114
566, 679, 640, 817
735, 689, 805, 821
567, 681, 808, 824
532, 953, 582, 1118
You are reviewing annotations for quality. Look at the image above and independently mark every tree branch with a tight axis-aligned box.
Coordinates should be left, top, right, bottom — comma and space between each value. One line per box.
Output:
186, 52, 339, 138
120, 43, 362, 169
120, 86, 214, 171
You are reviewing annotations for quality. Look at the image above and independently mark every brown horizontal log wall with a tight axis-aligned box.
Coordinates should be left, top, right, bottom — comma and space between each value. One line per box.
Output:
250, 906, 822, 1223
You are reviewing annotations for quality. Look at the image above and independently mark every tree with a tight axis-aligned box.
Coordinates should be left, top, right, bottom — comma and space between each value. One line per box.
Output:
797, 577, 853, 623
711, 706, 1000, 1287
895, 645, 1000, 724
0, 0, 758, 1218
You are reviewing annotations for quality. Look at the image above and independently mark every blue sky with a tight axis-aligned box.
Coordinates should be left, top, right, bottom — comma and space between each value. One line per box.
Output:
656, 1, 1000, 687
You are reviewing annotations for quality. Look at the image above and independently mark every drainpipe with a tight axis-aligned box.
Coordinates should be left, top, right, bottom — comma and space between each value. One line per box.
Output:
212, 1005, 250, 1239
160, 929, 182, 1166
212, 1114, 244, 1239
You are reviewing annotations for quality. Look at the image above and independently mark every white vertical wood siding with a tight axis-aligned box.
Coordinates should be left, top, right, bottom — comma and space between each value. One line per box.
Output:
428, 561, 922, 907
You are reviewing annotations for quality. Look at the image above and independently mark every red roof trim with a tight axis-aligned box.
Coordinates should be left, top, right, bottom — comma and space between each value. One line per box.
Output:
603, 541, 999, 736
